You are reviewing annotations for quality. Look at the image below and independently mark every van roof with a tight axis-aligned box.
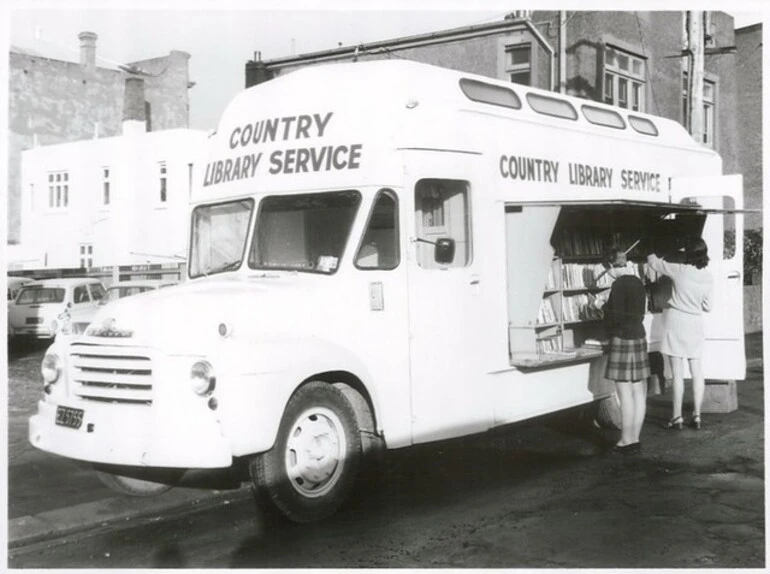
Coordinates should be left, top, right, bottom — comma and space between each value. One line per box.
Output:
223, 60, 698, 150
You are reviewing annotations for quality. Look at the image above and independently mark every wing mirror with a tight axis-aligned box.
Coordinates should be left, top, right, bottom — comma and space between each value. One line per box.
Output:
415, 237, 456, 265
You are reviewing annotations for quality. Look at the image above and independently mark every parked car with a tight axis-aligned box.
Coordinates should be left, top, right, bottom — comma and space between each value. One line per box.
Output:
7, 277, 37, 302
8, 278, 106, 339
58, 279, 177, 336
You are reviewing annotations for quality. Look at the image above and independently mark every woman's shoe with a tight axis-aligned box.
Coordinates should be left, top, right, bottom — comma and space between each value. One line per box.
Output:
609, 442, 641, 455
664, 416, 684, 430
689, 414, 701, 430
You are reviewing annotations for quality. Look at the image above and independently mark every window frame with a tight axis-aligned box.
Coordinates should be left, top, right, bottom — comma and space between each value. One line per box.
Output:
414, 179, 473, 269
354, 189, 401, 271
102, 167, 111, 206
505, 43, 532, 86
682, 70, 717, 148
47, 170, 70, 210
603, 45, 647, 112
247, 190, 362, 276
158, 161, 168, 203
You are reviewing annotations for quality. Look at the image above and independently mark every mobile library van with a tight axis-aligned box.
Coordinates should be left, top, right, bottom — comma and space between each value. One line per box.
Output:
30, 61, 745, 522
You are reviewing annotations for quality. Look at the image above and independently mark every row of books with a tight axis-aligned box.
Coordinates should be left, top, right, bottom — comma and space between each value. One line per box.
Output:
562, 293, 604, 322
546, 261, 645, 290
536, 336, 563, 353
553, 231, 645, 257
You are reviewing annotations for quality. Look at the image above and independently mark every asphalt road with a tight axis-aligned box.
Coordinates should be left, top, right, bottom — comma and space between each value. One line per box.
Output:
7, 335, 765, 568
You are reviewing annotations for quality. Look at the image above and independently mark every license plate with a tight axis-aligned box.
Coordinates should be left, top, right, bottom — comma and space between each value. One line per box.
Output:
55, 406, 84, 430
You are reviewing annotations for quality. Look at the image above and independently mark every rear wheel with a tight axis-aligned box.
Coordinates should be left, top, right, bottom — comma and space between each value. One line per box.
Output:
94, 465, 185, 497
250, 381, 362, 523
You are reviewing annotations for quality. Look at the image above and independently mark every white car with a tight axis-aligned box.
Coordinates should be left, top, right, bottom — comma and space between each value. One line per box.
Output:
8, 278, 106, 339
59, 279, 177, 336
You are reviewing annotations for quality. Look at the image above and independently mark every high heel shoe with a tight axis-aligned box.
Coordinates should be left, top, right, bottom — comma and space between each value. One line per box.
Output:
689, 414, 701, 430
664, 416, 684, 430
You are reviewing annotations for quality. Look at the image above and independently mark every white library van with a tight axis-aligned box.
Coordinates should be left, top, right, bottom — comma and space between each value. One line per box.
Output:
29, 61, 745, 522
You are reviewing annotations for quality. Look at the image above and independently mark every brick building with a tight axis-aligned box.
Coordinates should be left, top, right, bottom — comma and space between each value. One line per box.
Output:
734, 23, 763, 230
8, 31, 194, 244
246, 10, 751, 218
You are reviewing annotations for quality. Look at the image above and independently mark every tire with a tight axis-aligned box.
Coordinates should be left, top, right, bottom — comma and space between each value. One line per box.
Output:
595, 391, 622, 430
249, 381, 362, 523
94, 465, 185, 497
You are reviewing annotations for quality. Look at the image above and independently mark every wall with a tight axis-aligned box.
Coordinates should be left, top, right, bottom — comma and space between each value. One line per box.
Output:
19, 128, 207, 270
735, 23, 763, 230
8, 45, 191, 243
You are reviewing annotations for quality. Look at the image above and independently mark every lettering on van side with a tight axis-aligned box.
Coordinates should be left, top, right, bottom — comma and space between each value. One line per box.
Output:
203, 153, 262, 186
500, 155, 559, 183
229, 113, 335, 149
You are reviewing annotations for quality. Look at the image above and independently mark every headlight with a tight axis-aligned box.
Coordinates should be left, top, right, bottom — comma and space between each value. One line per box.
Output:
42, 353, 62, 384
190, 360, 216, 396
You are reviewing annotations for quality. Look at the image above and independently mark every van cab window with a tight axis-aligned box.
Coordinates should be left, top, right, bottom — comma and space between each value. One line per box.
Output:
73, 285, 90, 304
249, 190, 361, 274
89, 284, 106, 301
415, 179, 472, 268
355, 190, 399, 270
189, 199, 254, 278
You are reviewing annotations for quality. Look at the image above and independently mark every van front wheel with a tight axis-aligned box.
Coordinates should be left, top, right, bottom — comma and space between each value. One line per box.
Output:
250, 382, 362, 523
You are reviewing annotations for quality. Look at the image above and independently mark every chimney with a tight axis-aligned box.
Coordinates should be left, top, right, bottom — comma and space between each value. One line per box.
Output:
122, 76, 147, 135
78, 31, 98, 73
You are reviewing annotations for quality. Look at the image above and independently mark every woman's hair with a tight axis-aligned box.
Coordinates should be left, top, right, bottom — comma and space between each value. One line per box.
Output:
604, 247, 626, 268
685, 237, 710, 269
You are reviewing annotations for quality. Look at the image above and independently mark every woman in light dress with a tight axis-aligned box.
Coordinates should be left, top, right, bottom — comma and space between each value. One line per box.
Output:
647, 237, 713, 430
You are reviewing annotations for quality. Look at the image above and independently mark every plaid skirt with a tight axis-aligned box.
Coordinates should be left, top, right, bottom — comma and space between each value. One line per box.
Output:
605, 337, 651, 382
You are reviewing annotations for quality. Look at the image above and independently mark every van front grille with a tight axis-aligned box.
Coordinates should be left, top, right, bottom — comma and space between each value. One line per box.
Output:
69, 343, 153, 405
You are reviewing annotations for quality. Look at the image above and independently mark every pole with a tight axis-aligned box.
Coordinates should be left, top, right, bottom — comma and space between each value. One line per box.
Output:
559, 11, 567, 94
687, 10, 705, 144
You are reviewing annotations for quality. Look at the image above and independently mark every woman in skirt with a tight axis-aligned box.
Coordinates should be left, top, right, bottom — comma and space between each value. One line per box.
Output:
647, 237, 713, 430
602, 249, 651, 453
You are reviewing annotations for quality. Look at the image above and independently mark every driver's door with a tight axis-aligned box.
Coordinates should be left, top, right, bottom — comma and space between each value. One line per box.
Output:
405, 155, 490, 444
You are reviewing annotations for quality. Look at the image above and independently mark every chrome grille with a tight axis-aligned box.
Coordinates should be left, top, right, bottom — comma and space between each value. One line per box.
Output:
69, 343, 153, 405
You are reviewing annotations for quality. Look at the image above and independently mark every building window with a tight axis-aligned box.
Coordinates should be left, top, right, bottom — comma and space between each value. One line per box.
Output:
682, 71, 716, 147
102, 167, 111, 205
47, 171, 69, 209
603, 46, 646, 112
159, 162, 167, 203
505, 44, 532, 86
79, 244, 93, 269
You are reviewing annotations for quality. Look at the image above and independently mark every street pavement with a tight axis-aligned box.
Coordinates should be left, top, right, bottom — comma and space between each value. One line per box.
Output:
7, 333, 764, 550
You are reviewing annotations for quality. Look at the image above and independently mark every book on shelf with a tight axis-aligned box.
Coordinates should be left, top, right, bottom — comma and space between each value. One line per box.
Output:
536, 336, 563, 353
537, 297, 557, 324
562, 293, 604, 322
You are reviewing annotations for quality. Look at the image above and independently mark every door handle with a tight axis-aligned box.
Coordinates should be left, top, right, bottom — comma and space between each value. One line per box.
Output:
727, 271, 741, 279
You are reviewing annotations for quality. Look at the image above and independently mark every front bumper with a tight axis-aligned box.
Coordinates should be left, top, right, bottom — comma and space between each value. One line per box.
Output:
29, 398, 233, 468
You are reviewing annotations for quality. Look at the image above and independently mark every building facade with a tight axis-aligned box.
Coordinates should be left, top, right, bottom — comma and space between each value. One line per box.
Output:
247, 10, 752, 219
17, 121, 207, 272
8, 31, 193, 244
734, 23, 763, 230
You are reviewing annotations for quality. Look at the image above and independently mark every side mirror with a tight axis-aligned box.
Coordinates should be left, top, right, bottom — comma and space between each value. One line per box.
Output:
434, 238, 456, 265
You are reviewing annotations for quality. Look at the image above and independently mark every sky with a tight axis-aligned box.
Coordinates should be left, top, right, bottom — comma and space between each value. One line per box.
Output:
4, 0, 767, 131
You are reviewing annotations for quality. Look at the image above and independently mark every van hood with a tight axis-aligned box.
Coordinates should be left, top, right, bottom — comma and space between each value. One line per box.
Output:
82, 274, 332, 351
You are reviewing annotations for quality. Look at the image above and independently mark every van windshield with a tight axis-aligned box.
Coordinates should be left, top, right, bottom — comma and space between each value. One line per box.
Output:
189, 199, 254, 278
16, 287, 65, 304
249, 191, 361, 274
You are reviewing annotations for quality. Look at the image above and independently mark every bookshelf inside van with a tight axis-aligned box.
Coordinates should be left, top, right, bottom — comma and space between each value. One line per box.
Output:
505, 203, 705, 369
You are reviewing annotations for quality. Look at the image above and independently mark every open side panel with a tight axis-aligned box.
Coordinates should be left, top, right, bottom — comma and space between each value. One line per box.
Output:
670, 175, 745, 380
